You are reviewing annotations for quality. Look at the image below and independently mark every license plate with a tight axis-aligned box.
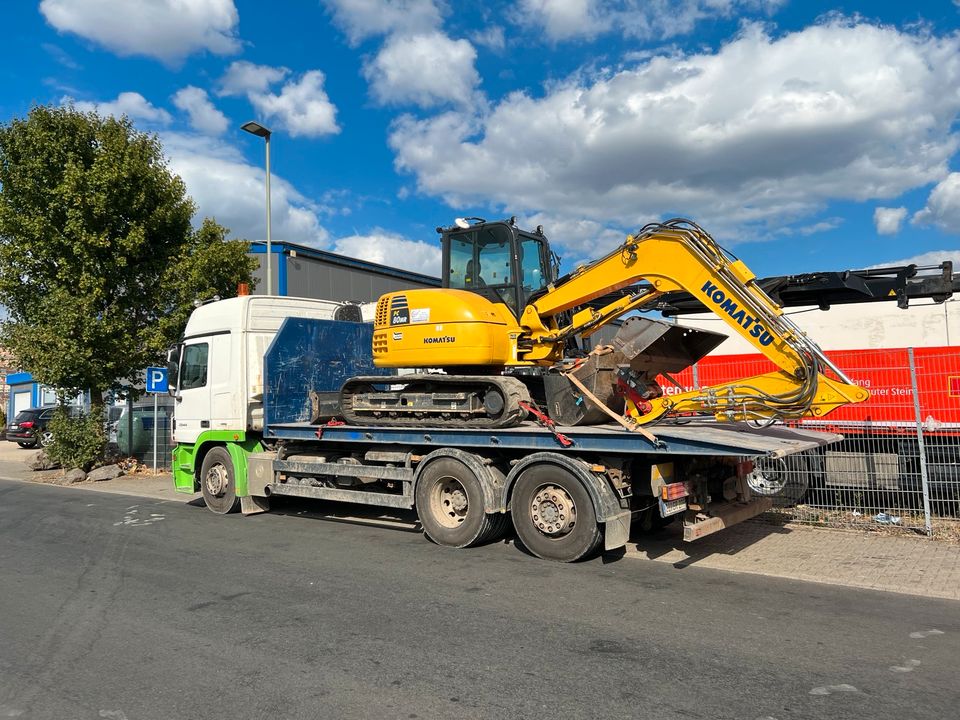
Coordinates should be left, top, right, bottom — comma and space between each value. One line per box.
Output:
659, 498, 687, 517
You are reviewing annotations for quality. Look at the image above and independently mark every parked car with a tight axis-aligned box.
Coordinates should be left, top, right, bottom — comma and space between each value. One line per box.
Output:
6, 406, 81, 449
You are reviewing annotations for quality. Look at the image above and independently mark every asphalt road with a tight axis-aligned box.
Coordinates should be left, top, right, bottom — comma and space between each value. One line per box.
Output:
0, 479, 957, 720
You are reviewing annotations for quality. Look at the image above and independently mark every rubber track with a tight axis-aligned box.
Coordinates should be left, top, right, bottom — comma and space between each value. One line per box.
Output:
340, 374, 531, 429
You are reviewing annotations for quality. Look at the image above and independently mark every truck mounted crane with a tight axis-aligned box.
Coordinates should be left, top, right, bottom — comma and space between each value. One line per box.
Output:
340, 218, 869, 429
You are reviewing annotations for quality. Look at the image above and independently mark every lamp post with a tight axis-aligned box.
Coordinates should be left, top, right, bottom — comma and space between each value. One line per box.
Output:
241, 121, 273, 296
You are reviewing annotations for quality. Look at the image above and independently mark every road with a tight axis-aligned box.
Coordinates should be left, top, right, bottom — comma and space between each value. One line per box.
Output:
0, 479, 957, 720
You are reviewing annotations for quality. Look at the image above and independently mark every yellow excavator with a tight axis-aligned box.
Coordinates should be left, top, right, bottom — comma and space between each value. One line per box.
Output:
340, 217, 868, 428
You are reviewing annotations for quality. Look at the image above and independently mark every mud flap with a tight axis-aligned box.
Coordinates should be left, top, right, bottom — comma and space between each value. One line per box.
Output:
604, 510, 632, 551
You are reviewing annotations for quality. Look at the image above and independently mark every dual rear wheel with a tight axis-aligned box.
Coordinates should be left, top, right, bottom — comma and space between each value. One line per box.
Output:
415, 458, 602, 562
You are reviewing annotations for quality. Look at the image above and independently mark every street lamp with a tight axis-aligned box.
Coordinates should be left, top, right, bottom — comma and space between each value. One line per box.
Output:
241, 120, 273, 296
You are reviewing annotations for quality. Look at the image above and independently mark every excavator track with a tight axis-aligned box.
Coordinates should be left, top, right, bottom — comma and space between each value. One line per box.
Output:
340, 375, 530, 429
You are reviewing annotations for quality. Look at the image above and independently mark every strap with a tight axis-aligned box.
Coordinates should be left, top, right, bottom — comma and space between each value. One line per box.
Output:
315, 418, 345, 440
562, 368, 663, 448
519, 401, 574, 448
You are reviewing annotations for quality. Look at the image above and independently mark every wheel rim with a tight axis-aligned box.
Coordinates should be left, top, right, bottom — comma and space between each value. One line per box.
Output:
204, 463, 229, 497
529, 484, 577, 537
430, 475, 469, 528
40, 431, 55, 447
749, 458, 788, 495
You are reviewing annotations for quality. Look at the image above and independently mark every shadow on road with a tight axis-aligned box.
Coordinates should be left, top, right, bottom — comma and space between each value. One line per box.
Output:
632, 518, 791, 568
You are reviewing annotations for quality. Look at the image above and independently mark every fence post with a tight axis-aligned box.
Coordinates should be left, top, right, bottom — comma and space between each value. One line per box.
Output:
907, 347, 933, 536
692, 363, 700, 390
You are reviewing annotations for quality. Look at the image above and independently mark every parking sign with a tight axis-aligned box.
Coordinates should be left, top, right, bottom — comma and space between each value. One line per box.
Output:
146, 366, 168, 394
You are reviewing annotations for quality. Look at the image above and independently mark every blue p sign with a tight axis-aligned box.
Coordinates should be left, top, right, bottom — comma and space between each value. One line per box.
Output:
146, 366, 168, 394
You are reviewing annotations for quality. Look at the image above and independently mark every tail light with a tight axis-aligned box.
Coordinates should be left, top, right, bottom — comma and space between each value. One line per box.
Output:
660, 481, 689, 501
19, 421, 34, 429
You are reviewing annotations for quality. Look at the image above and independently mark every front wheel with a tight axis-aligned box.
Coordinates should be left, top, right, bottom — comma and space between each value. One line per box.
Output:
39, 430, 55, 448
511, 464, 602, 562
200, 447, 240, 514
415, 457, 505, 548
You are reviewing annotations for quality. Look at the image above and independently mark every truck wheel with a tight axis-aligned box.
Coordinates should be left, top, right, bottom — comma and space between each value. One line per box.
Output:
749, 454, 810, 506
415, 458, 501, 548
511, 464, 602, 562
200, 447, 240, 515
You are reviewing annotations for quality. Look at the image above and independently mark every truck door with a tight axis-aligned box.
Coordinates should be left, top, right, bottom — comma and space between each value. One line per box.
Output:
175, 339, 210, 444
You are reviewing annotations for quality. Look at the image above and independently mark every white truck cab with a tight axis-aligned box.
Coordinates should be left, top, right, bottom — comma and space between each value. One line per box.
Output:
171, 296, 360, 444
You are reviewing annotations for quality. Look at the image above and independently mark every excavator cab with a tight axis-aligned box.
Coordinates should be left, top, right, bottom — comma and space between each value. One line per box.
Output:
440, 218, 553, 317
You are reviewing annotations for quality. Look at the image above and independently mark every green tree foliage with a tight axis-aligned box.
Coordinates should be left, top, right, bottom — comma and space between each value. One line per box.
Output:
0, 105, 257, 408
47, 407, 104, 471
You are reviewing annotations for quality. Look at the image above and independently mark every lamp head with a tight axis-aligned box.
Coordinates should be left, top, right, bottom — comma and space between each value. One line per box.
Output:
241, 121, 272, 138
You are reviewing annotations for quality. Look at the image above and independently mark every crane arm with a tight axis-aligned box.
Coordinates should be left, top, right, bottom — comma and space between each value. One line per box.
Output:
520, 219, 869, 425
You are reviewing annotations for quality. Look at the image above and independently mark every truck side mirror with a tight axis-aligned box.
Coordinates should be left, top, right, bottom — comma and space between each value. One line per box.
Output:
165, 345, 180, 398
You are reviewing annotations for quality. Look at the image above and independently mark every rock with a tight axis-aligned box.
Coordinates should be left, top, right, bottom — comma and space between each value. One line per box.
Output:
87, 464, 124, 482
65, 468, 87, 484
26, 450, 60, 471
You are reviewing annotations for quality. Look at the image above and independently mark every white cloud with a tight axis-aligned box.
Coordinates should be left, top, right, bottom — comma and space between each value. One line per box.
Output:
364, 32, 480, 108
40, 0, 240, 64
471, 25, 506, 52
68, 91, 172, 125
515, 0, 785, 42
248, 71, 340, 138
218, 61, 290, 96
218, 64, 340, 137
172, 86, 228, 135
322, 0, 443, 44
162, 132, 329, 246
333, 230, 441, 275
873, 206, 907, 235
390, 20, 960, 255
871, 250, 960, 269
914, 173, 960, 233
516, 0, 606, 41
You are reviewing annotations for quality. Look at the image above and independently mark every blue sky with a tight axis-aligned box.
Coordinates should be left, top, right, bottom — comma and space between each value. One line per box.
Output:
3, 0, 960, 279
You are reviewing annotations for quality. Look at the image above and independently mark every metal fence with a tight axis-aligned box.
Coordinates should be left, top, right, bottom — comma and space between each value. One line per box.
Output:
672, 347, 960, 535
115, 400, 173, 471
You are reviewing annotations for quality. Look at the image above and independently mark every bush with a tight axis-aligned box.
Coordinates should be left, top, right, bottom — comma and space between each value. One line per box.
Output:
47, 406, 105, 471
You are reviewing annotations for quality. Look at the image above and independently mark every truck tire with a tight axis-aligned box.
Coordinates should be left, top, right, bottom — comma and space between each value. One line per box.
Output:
201, 446, 240, 515
510, 464, 602, 562
415, 457, 503, 548
749, 453, 811, 507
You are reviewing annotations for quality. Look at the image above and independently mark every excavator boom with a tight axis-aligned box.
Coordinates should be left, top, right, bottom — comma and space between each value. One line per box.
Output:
523, 219, 868, 424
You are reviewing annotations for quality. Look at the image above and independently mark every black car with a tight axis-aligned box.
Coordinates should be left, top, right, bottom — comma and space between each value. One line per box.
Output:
6, 407, 78, 449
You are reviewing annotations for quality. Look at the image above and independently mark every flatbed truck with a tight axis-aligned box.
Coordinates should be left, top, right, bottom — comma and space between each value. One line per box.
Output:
171, 296, 839, 562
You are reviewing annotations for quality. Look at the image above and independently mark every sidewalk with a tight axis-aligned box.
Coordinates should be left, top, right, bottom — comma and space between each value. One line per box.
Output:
3, 454, 958, 602
628, 520, 960, 601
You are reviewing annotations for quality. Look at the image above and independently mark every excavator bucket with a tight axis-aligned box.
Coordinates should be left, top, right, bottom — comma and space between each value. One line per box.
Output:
544, 317, 727, 426
613, 316, 728, 374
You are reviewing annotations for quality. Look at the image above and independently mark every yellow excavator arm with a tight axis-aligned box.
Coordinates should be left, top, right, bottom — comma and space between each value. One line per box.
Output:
520, 219, 869, 425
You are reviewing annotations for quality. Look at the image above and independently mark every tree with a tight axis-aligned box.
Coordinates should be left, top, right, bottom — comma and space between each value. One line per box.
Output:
0, 105, 257, 412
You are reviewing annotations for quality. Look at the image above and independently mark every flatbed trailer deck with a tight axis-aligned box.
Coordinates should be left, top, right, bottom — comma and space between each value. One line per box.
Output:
266, 419, 839, 458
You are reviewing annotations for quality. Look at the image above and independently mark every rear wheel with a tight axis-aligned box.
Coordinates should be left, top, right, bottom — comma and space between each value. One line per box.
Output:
16, 442, 36, 449
415, 458, 503, 548
511, 464, 602, 562
200, 447, 240, 514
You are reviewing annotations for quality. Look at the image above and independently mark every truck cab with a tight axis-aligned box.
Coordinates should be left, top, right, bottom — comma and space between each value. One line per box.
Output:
169, 296, 360, 493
